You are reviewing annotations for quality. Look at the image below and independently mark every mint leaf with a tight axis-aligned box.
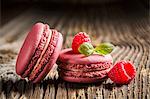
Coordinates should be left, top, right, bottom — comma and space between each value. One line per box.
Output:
94, 43, 114, 55
78, 42, 94, 56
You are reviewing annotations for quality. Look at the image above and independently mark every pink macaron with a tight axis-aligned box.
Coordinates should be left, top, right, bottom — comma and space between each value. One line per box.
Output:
58, 48, 113, 83
16, 22, 63, 83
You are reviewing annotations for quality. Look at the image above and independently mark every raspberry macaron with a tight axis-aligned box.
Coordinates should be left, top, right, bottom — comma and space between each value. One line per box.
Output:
16, 23, 63, 83
58, 48, 113, 83
58, 32, 114, 83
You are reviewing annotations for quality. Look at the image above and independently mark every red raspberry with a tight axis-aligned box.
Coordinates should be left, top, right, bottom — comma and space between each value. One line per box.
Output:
72, 32, 91, 53
108, 61, 136, 84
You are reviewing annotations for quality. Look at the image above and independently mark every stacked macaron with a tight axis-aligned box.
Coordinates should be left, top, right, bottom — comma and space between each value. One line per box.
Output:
58, 32, 114, 83
16, 23, 63, 83
58, 48, 113, 83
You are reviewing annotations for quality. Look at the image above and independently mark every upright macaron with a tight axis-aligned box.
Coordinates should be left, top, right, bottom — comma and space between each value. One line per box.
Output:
58, 48, 113, 83
16, 22, 63, 83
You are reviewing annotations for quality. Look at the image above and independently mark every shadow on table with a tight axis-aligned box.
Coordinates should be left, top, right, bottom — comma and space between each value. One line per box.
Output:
1, 76, 126, 98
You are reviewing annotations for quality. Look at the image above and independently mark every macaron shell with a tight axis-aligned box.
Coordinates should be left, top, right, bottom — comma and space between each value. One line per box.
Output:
16, 23, 45, 75
33, 33, 63, 83
59, 48, 113, 64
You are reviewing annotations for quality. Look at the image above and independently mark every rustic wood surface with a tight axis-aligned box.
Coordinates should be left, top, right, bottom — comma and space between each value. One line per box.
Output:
0, 2, 149, 99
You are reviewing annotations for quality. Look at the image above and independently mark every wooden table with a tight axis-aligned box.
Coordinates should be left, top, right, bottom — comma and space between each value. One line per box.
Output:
0, 2, 149, 99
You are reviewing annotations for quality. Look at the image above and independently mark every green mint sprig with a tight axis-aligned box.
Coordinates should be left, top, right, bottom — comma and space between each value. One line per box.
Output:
78, 42, 94, 56
78, 42, 115, 56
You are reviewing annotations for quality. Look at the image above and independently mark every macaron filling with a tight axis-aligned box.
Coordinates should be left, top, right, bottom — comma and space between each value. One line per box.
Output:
59, 62, 112, 78
60, 70, 108, 78
29, 30, 59, 81
28, 30, 52, 77
59, 62, 112, 72
22, 24, 50, 77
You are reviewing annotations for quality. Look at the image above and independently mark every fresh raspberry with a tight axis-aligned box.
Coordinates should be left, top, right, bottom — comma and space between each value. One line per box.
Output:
72, 32, 91, 53
108, 61, 136, 84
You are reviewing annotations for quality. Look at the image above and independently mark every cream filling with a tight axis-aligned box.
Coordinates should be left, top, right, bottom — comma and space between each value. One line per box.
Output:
59, 62, 112, 72
30, 29, 52, 74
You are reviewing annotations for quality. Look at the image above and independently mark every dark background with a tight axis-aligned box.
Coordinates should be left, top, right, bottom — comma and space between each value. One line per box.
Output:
1, 0, 149, 27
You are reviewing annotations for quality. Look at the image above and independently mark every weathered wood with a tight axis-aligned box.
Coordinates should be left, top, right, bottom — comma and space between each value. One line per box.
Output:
0, 2, 149, 99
